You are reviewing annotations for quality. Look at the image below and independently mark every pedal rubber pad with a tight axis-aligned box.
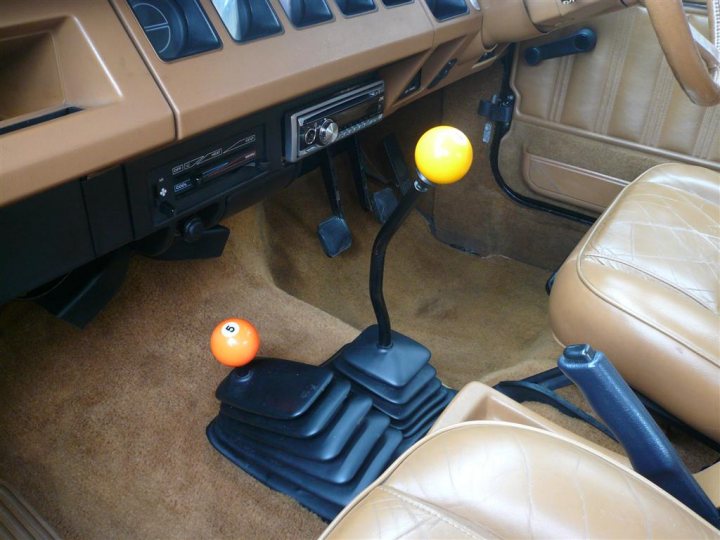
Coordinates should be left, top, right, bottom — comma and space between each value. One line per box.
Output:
317, 216, 352, 257
371, 188, 398, 224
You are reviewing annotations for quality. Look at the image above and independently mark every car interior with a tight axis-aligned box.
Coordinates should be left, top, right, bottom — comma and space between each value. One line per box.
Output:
0, 0, 719, 538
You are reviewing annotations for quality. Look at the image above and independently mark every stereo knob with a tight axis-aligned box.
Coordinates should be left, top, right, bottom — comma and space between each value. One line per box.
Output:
318, 119, 339, 146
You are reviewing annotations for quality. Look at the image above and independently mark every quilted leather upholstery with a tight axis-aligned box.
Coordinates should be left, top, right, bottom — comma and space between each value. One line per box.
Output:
550, 163, 720, 441
321, 422, 720, 539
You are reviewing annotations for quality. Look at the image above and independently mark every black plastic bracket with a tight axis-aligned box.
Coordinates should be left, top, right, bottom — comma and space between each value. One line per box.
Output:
478, 94, 514, 125
524, 27, 597, 66
34, 246, 131, 328
154, 224, 230, 261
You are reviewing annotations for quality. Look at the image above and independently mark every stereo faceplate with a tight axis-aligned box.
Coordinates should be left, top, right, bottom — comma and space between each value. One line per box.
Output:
285, 81, 384, 162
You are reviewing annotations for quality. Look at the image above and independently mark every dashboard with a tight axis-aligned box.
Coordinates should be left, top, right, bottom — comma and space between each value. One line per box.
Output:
0, 0, 629, 305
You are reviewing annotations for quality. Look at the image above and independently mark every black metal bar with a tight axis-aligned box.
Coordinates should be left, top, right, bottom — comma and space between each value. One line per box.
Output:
348, 136, 373, 213
496, 365, 720, 453
370, 181, 426, 348
320, 149, 344, 219
494, 380, 617, 440
487, 46, 596, 227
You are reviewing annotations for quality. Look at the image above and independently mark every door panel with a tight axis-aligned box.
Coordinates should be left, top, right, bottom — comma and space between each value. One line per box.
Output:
498, 4, 719, 215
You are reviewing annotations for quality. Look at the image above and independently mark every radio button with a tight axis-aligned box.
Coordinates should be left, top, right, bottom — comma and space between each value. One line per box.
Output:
304, 128, 318, 146
318, 119, 339, 146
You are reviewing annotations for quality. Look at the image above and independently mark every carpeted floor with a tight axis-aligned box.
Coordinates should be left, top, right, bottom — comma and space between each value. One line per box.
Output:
262, 165, 719, 474
263, 163, 561, 391
0, 167, 567, 539
0, 206, 349, 540
0, 87, 716, 539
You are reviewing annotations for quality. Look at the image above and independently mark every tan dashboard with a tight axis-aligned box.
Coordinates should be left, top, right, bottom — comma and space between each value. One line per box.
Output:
0, 0, 634, 306
0, 0, 480, 206
0, 0, 631, 207
112, 0, 438, 139
0, 1, 174, 206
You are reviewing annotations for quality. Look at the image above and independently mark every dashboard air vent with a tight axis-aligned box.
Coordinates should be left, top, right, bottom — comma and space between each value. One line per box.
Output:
278, 0, 334, 27
424, 0, 467, 21
381, 0, 413, 6
335, 0, 376, 16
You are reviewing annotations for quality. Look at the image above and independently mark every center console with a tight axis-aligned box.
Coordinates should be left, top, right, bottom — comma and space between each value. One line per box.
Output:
430, 381, 629, 464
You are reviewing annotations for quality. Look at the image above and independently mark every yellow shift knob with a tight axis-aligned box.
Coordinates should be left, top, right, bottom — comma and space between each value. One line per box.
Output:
414, 126, 473, 185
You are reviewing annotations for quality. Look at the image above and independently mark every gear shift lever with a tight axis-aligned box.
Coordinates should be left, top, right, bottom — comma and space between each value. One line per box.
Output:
206, 127, 474, 519
371, 126, 473, 347
332, 126, 473, 453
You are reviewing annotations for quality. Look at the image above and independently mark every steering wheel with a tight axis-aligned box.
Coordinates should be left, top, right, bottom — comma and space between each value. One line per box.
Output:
644, 0, 720, 107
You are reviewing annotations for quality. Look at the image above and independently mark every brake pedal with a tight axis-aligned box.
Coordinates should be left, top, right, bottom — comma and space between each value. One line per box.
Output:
318, 149, 352, 257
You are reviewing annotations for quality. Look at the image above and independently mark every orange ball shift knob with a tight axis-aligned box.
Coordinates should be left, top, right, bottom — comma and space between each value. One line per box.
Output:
210, 318, 260, 367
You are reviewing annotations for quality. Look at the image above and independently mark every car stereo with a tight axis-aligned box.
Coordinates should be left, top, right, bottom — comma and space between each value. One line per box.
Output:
285, 80, 384, 162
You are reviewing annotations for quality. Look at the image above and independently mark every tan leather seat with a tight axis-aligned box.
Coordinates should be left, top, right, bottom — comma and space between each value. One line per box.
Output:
321, 421, 719, 539
549, 163, 720, 442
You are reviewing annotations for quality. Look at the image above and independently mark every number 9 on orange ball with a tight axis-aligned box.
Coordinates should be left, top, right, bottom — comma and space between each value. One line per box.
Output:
210, 318, 260, 367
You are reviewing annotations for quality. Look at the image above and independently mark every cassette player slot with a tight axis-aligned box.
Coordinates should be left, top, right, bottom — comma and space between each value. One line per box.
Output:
173, 148, 258, 199
150, 127, 265, 225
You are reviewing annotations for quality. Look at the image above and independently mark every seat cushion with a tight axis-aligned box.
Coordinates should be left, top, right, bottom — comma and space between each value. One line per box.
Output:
549, 163, 720, 441
320, 422, 719, 539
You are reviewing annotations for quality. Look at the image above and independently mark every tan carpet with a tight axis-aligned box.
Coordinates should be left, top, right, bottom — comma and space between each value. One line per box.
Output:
263, 169, 718, 473
0, 206, 345, 540
264, 163, 562, 390
0, 167, 565, 539
364, 65, 591, 271
0, 88, 715, 539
